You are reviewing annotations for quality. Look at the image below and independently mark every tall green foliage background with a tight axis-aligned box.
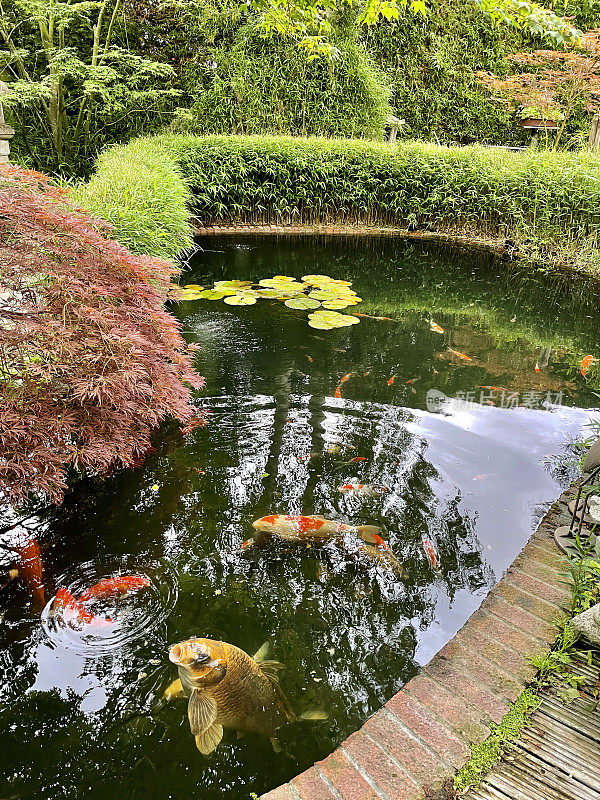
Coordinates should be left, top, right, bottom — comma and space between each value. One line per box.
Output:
6, 0, 600, 172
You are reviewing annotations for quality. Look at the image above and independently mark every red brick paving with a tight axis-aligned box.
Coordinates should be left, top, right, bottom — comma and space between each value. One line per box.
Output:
260, 488, 572, 800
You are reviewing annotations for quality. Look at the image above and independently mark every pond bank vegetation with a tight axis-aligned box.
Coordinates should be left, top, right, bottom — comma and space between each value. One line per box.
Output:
76, 133, 600, 275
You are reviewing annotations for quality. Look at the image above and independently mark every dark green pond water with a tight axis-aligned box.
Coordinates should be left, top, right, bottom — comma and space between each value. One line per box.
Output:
1, 235, 599, 800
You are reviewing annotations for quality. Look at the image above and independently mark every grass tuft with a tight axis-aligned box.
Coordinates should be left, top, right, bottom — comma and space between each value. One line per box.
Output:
453, 688, 541, 793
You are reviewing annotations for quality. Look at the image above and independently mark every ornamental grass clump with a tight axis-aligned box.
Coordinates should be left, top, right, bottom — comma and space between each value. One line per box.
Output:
0, 166, 205, 506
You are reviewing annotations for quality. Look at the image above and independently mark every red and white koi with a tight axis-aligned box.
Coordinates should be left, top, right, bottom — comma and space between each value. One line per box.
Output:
52, 588, 114, 627
79, 574, 151, 603
250, 514, 384, 546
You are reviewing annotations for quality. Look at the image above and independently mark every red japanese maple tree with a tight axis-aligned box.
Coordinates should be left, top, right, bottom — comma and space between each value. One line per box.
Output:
0, 165, 205, 506
478, 29, 600, 146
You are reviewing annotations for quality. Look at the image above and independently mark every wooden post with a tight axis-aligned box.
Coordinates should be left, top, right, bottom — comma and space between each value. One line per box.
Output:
589, 112, 600, 150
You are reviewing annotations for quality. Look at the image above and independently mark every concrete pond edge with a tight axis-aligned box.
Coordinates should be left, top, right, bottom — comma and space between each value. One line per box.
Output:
260, 490, 575, 800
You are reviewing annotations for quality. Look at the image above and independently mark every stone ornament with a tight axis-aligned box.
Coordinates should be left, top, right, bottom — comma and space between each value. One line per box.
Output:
0, 81, 15, 164
572, 603, 600, 646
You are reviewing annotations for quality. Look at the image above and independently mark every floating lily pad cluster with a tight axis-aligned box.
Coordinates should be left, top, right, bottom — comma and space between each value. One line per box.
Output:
176, 274, 362, 329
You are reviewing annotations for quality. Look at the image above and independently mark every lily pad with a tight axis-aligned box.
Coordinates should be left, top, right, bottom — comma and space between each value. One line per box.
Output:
309, 290, 342, 301
285, 297, 322, 310
272, 275, 296, 282
199, 289, 231, 300
322, 300, 352, 310
214, 279, 253, 290
256, 289, 282, 298
308, 310, 360, 329
183, 284, 204, 291
302, 274, 334, 284
224, 293, 258, 306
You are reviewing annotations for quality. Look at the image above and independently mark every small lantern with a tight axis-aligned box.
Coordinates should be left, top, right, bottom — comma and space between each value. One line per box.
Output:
0, 81, 15, 164
386, 115, 405, 144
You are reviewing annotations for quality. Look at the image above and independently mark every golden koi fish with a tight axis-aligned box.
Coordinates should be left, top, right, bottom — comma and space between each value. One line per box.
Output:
166, 638, 325, 754
250, 514, 383, 545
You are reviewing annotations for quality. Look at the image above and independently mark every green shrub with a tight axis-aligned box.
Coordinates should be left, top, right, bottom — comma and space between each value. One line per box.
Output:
72, 138, 193, 259
76, 133, 600, 265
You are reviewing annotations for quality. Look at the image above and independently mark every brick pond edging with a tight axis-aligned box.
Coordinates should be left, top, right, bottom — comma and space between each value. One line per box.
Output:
194, 224, 506, 255
261, 492, 574, 800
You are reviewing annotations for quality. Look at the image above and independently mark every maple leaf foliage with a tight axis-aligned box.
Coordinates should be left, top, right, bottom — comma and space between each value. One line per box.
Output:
0, 165, 205, 506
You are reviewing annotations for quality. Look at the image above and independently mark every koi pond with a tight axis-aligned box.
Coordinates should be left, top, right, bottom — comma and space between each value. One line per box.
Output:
2, 235, 600, 800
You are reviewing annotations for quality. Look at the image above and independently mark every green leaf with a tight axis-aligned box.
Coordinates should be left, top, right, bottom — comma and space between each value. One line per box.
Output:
284, 297, 322, 310
224, 293, 258, 305
198, 289, 231, 300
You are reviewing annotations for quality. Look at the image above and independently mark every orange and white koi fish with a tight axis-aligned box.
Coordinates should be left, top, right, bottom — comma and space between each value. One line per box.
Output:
14, 536, 45, 608
338, 484, 389, 497
345, 456, 367, 464
339, 373, 353, 384
250, 514, 384, 546
422, 536, 439, 571
334, 387, 342, 398
581, 355, 596, 377
78, 575, 151, 603
448, 349, 472, 362
430, 321, 444, 334
387, 376, 396, 386
52, 588, 114, 627
535, 362, 540, 373
306, 355, 313, 363
406, 378, 419, 385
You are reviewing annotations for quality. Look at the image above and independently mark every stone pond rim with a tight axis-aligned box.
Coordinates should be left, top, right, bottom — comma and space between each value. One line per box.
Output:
259, 468, 589, 800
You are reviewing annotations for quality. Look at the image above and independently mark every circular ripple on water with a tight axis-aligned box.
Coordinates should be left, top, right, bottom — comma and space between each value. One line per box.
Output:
41, 556, 178, 655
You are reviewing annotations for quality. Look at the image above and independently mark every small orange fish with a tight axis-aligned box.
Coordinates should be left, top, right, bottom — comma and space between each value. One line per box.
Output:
307, 355, 313, 363
334, 387, 342, 398
479, 386, 505, 392
535, 362, 540, 373
422, 536, 439, 571
14, 537, 45, 608
430, 321, 444, 334
581, 355, 595, 377
340, 373, 353, 384
347, 456, 367, 462
448, 349, 472, 362
387, 376, 396, 386
363, 372, 370, 376
406, 378, 419, 384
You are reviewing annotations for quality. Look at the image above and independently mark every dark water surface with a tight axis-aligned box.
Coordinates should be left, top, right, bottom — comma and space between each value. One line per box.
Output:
1, 235, 599, 800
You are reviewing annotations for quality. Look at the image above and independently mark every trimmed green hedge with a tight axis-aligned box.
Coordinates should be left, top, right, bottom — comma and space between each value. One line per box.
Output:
76, 134, 600, 267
